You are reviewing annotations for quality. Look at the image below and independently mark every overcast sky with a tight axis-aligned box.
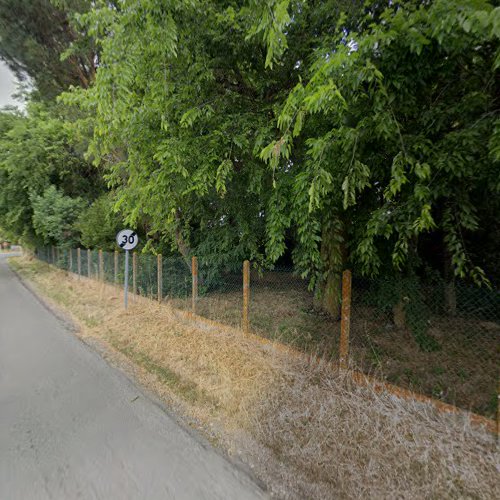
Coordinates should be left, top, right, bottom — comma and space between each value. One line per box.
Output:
0, 60, 20, 108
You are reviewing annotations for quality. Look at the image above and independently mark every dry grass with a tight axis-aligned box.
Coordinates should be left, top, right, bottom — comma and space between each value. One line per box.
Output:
251, 363, 499, 498
172, 284, 340, 356
169, 273, 499, 418
10, 257, 500, 499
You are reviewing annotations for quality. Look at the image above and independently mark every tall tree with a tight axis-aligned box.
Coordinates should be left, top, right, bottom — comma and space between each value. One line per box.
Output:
0, 103, 101, 245
13, 0, 497, 318
64, 0, 364, 280
0, 0, 96, 99
65, 0, 500, 315
262, 0, 500, 295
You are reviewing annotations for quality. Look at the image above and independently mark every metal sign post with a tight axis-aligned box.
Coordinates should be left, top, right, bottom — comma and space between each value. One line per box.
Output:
116, 229, 139, 309
124, 250, 129, 309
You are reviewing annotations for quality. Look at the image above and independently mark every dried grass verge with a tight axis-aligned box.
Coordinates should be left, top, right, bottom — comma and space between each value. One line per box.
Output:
9, 257, 499, 499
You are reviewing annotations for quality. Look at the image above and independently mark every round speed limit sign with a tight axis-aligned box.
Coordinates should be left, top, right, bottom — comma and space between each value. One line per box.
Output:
116, 229, 139, 251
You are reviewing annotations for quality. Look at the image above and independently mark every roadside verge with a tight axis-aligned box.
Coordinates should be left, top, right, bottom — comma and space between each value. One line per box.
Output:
8, 256, 499, 499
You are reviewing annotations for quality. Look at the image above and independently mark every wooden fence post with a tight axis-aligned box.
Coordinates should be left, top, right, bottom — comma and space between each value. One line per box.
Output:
87, 249, 91, 278
99, 249, 104, 281
51, 246, 56, 265
77, 248, 81, 278
114, 250, 118, 284
339, 270, 352, 369
132, 252, 137, 296
192, 256, 198, 313
497, 374, 500, 442
157, 254, 162, 303
242, 260, 250, 334
68, 248, 73, 272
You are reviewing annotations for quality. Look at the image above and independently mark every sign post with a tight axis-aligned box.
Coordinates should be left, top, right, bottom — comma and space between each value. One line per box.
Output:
116, 229, 139, 309
124, 250, 129, 309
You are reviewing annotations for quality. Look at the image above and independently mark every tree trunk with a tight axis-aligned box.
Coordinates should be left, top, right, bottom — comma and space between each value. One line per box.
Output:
314, 220, 345, 319
444, 250, 457, 316
392, 276, 408, 328
321, 271, 342, 319
392, 300, 406, 329
174, 209, 192, 270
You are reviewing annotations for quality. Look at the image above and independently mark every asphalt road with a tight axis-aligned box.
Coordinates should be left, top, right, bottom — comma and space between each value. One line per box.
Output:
0, 255, 266, 500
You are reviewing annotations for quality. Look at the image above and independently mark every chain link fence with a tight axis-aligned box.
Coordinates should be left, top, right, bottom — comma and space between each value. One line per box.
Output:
250, 268, 341, 359
34, 246, 499, 419
186, 254, 242, 328
350, 276, 499, 418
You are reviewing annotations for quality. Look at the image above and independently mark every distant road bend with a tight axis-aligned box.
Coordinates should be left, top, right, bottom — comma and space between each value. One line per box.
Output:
0, 255, 266, 500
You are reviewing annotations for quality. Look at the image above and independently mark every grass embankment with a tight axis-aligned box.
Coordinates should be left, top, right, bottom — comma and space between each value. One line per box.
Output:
9, 257, 499, 499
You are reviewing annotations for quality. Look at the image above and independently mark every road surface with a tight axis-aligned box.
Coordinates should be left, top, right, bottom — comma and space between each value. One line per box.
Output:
0, 255, 266, 500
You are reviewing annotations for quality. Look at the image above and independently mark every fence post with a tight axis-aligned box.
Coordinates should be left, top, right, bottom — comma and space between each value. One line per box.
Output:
132, 251, 137, 296
242, 260, 250, 334
98, 249, 104, 281
68, 248, 73, 272
157, 254, 162, 303
77, 248, 81, 278
114, 250, 118, 284
192, 256, 198, 313
51, 246, 56, 265
497, 374, 500, 442
339, 270, 352, 369
87, 249, 91, 277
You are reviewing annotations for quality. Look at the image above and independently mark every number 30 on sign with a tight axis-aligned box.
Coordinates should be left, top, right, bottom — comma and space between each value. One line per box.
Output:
116, 229, 139, 251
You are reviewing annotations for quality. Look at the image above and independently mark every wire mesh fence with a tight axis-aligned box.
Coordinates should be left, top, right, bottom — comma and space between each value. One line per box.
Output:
192, 255, 243, 329
350, 276, 500, 418
250, 268, 340, 359
34, 246, 499, 419
92, 250, 100, 279
163, 256, 191, 303
135, 252, 157, 299
102, 250, 115, 283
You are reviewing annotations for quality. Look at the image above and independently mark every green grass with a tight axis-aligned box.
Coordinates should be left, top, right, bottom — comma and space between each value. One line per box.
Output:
109, 336, 215, 407
8, 256, 49, 276
84, 317, 100, 328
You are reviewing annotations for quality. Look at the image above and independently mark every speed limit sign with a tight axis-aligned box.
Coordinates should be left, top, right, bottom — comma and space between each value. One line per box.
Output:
116, 229, 139, 310
116, 229, 139, 251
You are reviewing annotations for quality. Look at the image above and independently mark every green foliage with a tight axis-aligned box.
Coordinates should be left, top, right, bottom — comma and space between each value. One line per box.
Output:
76, 193, 123, 250
0, 103, 99, 246
245, 0, 291, 68
1, 0, 499, 329
263, 0, 500, 286
62, 1, 372, 279
31, 185, 84, 246
63, 0, 285, 264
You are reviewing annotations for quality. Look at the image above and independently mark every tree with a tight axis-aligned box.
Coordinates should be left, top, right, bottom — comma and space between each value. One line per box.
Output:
64, 0, 500, 318
64, 1, 363, 280
3, 0, 497, 324
0, 0, 96, 99
262, 0, 500, 310
0, 103, 100, 246
76, 193, 123, 250
66, 0, 280, 265
31, 185, 84, 246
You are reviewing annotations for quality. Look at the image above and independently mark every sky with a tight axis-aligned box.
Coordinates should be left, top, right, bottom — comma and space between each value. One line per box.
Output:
0, 60, 20, 108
